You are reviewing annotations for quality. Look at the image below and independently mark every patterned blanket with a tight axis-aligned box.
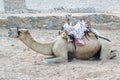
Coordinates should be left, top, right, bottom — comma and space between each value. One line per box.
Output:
63, 21, 87, 45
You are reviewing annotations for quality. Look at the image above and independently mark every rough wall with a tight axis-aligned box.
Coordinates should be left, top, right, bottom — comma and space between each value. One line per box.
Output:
0, 0, 5, 13
4, 0, 26, 13
25, 0, 120, 13
1, 14, 120, 30
1, 0, 120, 13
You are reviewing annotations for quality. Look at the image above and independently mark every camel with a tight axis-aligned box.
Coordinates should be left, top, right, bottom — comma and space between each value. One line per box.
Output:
9, 27, 117, 63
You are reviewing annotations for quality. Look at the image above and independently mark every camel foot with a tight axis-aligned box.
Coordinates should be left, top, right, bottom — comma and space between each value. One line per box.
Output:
42, 57, 67, 64
45, 56, 56, 59
110, 50, 119, 59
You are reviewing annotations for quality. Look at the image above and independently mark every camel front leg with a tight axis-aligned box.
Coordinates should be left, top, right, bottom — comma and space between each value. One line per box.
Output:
43, 50, 69, 64
42, 57, 67, 64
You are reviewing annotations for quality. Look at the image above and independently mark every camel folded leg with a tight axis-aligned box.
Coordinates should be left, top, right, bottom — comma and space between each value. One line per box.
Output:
42, 57, 67, 64
110, 50, 120, 59
100, 39, 111, 60
99, 38, 119, 60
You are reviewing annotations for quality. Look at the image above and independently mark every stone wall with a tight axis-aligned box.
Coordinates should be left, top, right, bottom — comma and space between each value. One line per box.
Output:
0, 0, 5, 13
4, 0, 27, 13
1, 14, 120, 30
0, 0, 120, 13
25, 0, 120, 13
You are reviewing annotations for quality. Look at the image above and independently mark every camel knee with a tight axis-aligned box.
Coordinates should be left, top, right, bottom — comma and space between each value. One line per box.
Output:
100, 46, 111, 60
99, 39, 112, 60
100, 50, 119, 60
100, 52, 110, 60
53, 49, 68, 60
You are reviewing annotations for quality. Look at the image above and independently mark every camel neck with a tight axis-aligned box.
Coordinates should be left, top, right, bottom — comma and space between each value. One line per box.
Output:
20, 34, 53, 55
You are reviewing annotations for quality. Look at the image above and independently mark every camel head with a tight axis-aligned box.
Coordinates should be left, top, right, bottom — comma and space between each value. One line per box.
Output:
17, 29, 29, 40
8, 27, 29, 40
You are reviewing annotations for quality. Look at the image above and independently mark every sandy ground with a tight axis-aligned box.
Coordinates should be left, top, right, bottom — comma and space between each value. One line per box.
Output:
0, 29, 120, 80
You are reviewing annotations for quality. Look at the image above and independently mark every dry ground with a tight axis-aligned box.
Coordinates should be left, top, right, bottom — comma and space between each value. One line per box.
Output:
0, 29, 120, 80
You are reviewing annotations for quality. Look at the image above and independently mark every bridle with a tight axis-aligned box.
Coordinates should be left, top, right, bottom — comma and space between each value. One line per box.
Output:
17, 26, 21, 37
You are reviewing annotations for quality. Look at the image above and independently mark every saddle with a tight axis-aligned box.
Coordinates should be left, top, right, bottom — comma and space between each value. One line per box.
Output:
67, 31, 100, 49
59, 30, 100, 49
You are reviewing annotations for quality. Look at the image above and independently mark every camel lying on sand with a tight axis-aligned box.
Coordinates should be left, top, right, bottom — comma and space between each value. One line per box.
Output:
9, 28, 118, 63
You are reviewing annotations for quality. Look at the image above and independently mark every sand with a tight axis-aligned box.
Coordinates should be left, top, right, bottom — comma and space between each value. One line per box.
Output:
0, 29, 120, 80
